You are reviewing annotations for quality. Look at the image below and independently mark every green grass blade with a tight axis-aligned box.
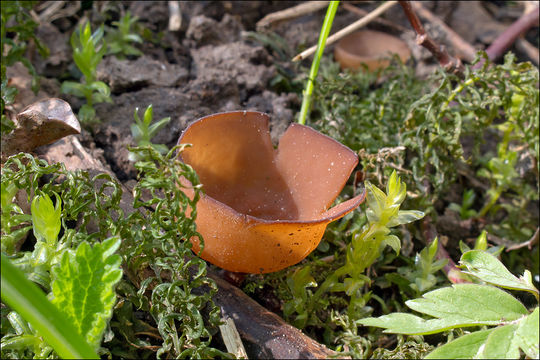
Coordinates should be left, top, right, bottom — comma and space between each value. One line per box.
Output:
1, 253, 99, 359
298, 0, 339, 125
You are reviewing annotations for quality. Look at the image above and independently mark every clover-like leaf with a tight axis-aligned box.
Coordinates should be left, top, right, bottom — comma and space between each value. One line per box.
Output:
50, 237, 122, 351
460, 250, 539, 298
359, 312, 472, 335
405, 284, 528, 323
360, 284, 529, 336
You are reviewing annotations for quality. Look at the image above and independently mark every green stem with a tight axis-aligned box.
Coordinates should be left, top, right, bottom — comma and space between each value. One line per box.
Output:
1, 253, 99, 359
298, 0, 340, 125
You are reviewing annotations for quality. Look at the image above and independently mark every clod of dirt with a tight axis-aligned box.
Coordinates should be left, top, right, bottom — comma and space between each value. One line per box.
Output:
185, 14, 244, 48
32, 22, 71, 78
190, 42, 274, 105
97, 55, 190, 93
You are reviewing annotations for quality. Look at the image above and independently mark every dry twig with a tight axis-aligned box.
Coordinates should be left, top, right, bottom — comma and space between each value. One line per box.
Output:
341, 2, 410, 33
168, 1, 181, 31
398, 0, 465, 77
473, 4, 540, 69
410, 1, 477, 62
293, 1, 398, 61
256, 1, 330, 31
506, 227, 540, 252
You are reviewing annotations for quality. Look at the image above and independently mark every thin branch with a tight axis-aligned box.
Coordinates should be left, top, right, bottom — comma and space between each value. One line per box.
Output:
516, 37, 540, 66
484, 5, 539, 62
168, 1, 181, 32
410, 1, 477, 62
256, 1, 330, 31
506, 227, 539, 252
341, 2, 410, 33
398, 0, 464, 77
292, 1, 398, 62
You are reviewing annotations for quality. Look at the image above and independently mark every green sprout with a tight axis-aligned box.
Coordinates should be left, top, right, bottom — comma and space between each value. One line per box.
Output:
61, 22, 112, 126
105, 11, 143, 59
128, 104, 171, 162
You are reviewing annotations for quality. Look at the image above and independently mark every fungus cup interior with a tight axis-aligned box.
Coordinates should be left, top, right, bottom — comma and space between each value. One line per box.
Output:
177, 111, 366, 273
334, 29, 411, 71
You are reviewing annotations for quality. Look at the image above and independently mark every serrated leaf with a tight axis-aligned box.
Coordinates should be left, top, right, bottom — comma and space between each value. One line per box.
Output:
514, 307, 539, 359
460, 250, 539, 297
50, 237, 122, 350
480, 324, 520, 359
425, 329, 493, 359
406, 284, 528, 324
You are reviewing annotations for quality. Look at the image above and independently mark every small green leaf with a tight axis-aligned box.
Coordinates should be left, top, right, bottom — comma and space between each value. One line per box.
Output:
50, 237, 122, 350
359, 312, 471, 335
387, 209, 425, 227
382, 234, 401, 255
425, 329, 493, 359
406, 284, 528, 323
473, 230, 488, 250
88, 81, 110, 96
460, 250, 539, 297
60, 81, 86, 98
143, 104, 153, 125
514, 307, 539, 359
480, 324, 520, 359
31, 193, 61, 245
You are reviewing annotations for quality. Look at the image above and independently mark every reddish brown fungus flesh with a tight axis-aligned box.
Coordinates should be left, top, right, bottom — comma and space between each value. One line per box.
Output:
178, 111, 366, 273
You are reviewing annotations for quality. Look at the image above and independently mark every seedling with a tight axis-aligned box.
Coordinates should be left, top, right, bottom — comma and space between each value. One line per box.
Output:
105, 11, 143, 59
448, 189, 477, 219
128, 104, 171, 162
61, 22, 112, 125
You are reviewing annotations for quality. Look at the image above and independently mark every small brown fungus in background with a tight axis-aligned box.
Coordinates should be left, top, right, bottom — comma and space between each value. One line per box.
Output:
177, 111, 366, 274
334, 29, 411, 71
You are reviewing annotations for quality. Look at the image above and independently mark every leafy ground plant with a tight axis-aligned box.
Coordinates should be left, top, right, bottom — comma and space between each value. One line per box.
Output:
61, 22, 112, 126
360, 250, 539, 359
1, 150, 228, 358
128, 104, 171, 162
105, 11, 143, 59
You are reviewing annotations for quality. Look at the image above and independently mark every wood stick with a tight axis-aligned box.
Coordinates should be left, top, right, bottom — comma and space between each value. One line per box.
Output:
292, 1, 398, 62
256, 1, 330, 30
168, 1, 181, 31
485, 5, 539, 62
410, 1, 477, 62
342, 2, 410, 33
398, 0, 464, 77
516, 37, 540, 66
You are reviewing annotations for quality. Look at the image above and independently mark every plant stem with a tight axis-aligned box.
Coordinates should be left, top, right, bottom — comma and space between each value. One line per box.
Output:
297, 1, 339, 125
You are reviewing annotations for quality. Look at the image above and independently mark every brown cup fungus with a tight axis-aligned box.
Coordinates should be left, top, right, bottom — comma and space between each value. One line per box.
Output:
177, 111, 366, 273
334, 30, 411, 71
